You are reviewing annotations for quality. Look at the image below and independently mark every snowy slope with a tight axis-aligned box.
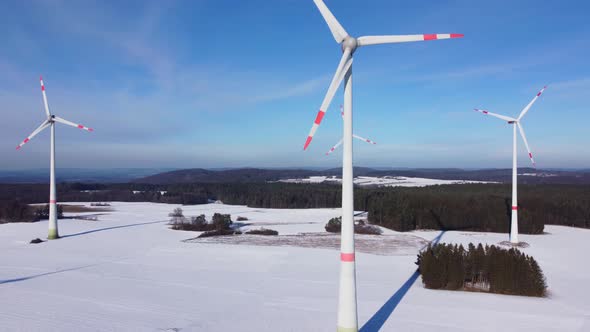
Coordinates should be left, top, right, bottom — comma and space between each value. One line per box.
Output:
277, 175, 492, 187
0, 202, 588, 331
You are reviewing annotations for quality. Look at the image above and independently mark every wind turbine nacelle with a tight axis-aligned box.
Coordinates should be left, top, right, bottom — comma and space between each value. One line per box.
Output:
341, 37, 358, 53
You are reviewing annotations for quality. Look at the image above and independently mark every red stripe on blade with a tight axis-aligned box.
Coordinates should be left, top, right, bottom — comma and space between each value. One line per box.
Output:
314, 110, 325, 125
303, 136, 313, 150
529, 153, 533, 158
41, 86, 45, 91
341, 253, 355, 262
78, 125, 84, 129
424, 34, 437, 40
450, 33, 464, 38
24, 138, 30, 143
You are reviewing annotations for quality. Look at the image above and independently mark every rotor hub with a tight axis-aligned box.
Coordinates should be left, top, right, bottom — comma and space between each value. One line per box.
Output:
341, 37, 358, 53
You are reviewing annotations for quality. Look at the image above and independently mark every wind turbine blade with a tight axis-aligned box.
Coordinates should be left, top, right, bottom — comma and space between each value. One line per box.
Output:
517, 123, 536, 167
40, 76, 51, 117
357, 33, 463, 47
473, 109, 516, 122
312, 0, 348, 43
16, 120, 50, 150
353, 134, 377, 145
325, 139, 343, 155
303, 50, 353, 150
53, 116, 94, 132
517, 86, 547, 121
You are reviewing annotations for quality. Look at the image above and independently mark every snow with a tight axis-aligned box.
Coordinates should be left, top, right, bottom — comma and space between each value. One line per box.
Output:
1, 202, 588, 331
277, 175, 492, 187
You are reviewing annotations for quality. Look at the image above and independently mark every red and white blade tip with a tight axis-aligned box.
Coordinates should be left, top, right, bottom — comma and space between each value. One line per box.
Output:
304, 136, 313, 150
423, 33, 464, 40
528, 153, 536, 167
537, 86, 548, 97
474, 108, 489, 114
16, 138, 31, 150
77, 124, 94, 132
303, 109, 326, 150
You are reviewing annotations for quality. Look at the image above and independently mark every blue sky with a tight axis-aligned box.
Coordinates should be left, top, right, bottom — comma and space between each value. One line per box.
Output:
1, 0, 588, 170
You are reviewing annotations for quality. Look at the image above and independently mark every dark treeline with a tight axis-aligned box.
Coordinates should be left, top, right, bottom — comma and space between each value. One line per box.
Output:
0, 201, 63, 223
417, 243, 547, 297
1, 182, 589, 232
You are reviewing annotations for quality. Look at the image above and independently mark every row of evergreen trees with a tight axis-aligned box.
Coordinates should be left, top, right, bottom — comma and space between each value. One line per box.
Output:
2, 182, 589, 232
0, 200, 64, 223
169, 208, 233, 232
417, 243, 547, 297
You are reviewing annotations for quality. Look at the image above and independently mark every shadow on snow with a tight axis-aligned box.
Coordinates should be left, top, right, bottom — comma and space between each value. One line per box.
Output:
60, 220, 167, 238
360, 230, 446, 332
0, 264, 96, 285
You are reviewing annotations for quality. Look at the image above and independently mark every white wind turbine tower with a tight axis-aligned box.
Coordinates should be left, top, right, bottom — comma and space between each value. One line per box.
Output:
301, 1, 463, 330
325, 106, 376, 156
474, 86, 547, 245
16, 76, 94, 239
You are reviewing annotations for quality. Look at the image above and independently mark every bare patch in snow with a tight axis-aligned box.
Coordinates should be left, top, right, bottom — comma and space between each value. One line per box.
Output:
183, 233, 428, 256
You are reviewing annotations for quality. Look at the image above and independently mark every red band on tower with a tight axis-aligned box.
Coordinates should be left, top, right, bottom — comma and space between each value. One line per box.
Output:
341, 253, 355, 262
512, 206, 518, 211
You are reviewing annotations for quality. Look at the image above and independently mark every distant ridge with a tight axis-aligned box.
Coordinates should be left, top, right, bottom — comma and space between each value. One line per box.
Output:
132, 167, 590, 185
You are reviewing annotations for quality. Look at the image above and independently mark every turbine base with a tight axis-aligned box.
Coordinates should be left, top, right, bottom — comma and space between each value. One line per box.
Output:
47, 229, 59, 240
337, 327, 358, 332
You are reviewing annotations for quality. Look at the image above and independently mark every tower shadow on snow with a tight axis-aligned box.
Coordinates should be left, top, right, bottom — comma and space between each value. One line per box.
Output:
359, 230, 446, 332
60, 220, 168, 238
0, 264, 96, 285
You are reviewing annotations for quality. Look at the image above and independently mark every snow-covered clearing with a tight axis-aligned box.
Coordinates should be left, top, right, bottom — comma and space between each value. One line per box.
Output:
277, 175, 491, 187
1, 202, 588, 331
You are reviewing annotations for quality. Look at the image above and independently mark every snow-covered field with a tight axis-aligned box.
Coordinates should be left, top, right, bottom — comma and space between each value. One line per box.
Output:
277, 175, 491, 187
1, 202, 588, 331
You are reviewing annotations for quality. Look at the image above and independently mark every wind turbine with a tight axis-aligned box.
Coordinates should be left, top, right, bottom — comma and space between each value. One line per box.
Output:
301, 1, 463, 330
474, 86, 547, 245
325, 106, 376, 156
16, 76, 94, 239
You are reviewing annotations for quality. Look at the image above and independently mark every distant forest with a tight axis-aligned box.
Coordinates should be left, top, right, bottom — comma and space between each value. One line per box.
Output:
1, 182, 589, 232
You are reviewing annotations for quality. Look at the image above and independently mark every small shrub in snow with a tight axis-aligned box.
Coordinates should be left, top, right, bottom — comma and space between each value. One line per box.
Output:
91, 202, 111, 207
236, 216, 249, 221
212, 213, 232, 230
191, 214, 207, 227
245, 228, 278, 236
197, 229, 241, 238
325, 216, 382, 235
325, 216, 342, 233
355, 223, 382, 235
169, 208, 188, 228
169, 207, 184, 218
30, 238, 44, 244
